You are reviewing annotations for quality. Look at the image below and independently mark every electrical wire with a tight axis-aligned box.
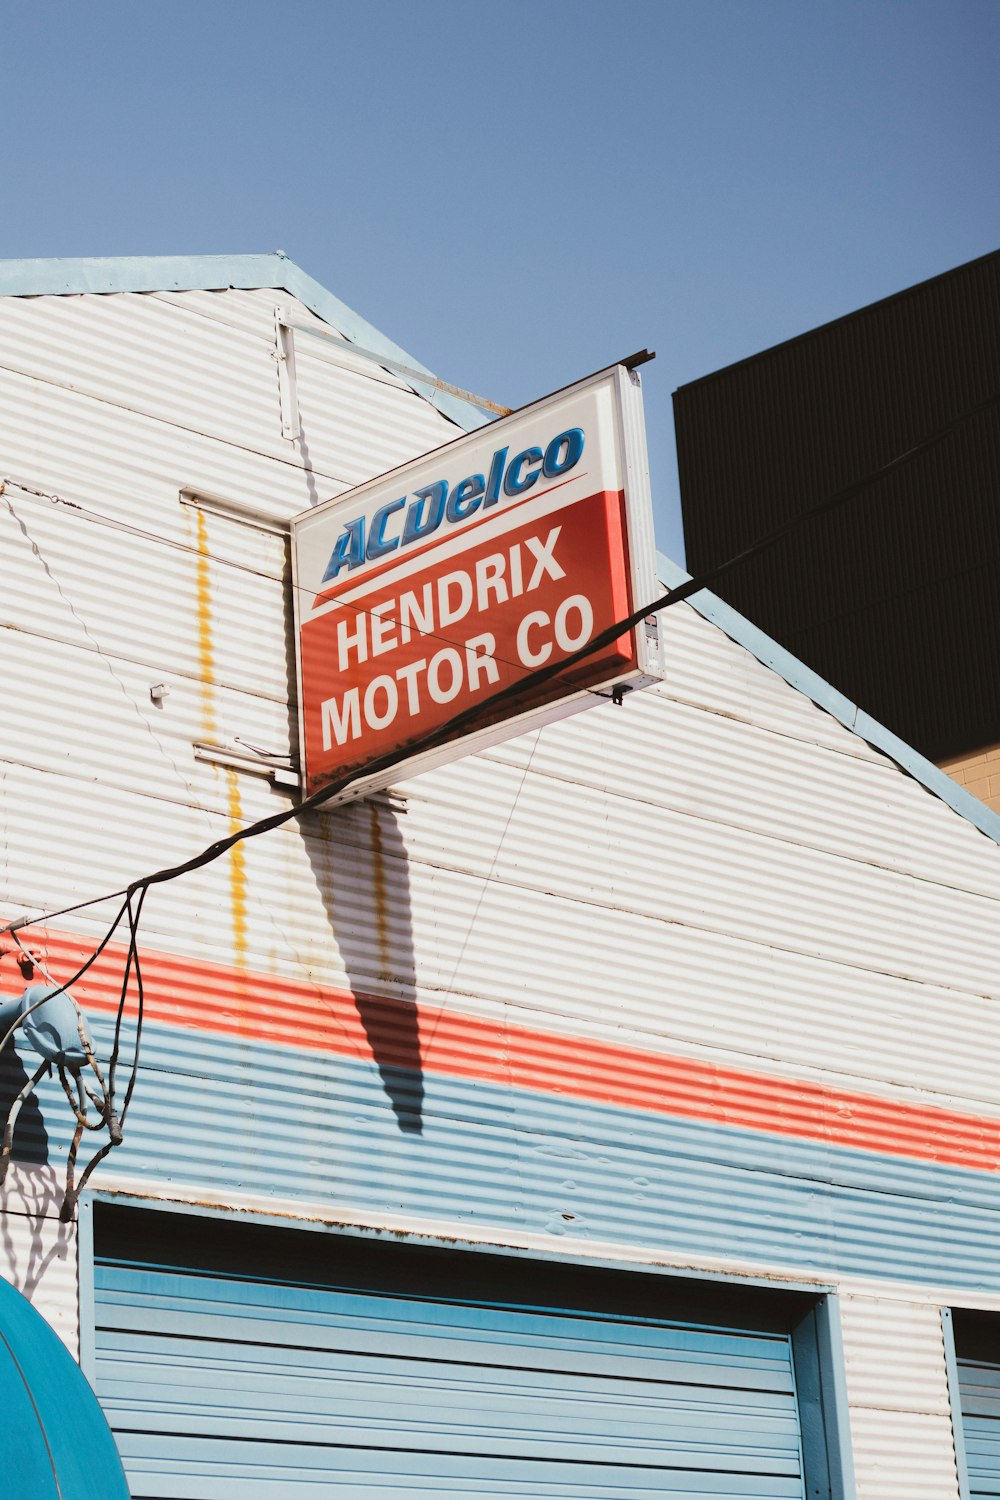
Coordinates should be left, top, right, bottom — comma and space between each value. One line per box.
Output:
3, 384, 998, 1212
5, 381, 1000, 938
1, 895, 131, 936
6, 378, 997, 722
61, 895, 146, 1220
106, 887, 146, 1109
0, 898, 143, 1217
0, 478, 562, 684
0, 902, 131, 1200
0, 902, 130, 1053
120, 910, 146, 1122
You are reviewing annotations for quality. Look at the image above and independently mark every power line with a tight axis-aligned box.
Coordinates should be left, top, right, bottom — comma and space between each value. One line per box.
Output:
5, 382, 997, 714
4, 383, 998, 936
0, 477, 601, 689
4, 384, 996, 1214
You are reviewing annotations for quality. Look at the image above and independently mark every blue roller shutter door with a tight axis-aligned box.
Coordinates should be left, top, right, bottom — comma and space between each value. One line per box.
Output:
91, 1208, 810, 1499
955, 1324, 1000, 1498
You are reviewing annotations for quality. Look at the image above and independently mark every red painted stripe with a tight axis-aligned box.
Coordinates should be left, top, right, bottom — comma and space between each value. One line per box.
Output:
28, 926, 1000, 1174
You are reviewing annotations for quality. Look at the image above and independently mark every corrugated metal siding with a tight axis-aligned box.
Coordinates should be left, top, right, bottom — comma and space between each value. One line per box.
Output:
4, 385, 1000, 1109
14, 1013, 1000, 1291
674, 248, 1000, 762
848, 1407, 961, 1500
3, 280, 1000, 1495
0, 289, 457, 493
10, 744, 1000, 1115
0, 1197, 78, 1356
840, 1297, 960, 1499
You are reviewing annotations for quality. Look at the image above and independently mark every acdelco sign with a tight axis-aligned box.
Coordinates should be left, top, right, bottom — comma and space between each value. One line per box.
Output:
291, 364, 663, 799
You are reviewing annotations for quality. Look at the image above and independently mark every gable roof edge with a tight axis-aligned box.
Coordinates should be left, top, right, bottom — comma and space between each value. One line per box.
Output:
656, 552, 1000, 847
0, 252, 489, 432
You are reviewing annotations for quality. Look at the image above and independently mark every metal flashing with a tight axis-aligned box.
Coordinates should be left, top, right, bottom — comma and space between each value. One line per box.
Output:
812, 1296, 859, 1500
76, 1197, 97, 1386
0, 251, 490, 431
941, 1307, 972, 1500
85, 1190, 838, 1297
657, 552, 1000, 848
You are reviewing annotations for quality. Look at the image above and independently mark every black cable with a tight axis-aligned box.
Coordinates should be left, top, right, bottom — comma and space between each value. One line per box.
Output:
120, 938, 146, 1123
9, 382, 998, 752
0, 907, 133, 1215
56, 895, 144, 1219
117, 893, 147, 1124
1, 893, 131, 935
7, 383, 1000, 932
0, 899, 131, 1051
107, 887, 145, 1110
7, 382, 997, 1216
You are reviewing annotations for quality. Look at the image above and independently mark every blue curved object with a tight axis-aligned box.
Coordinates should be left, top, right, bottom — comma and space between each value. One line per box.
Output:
20, 985, 91, 1069
0, 1274, 129, 1499
0, 986, 91, 1069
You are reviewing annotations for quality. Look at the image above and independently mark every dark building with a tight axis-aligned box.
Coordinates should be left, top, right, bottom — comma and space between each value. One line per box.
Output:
674, 249, 1000, 805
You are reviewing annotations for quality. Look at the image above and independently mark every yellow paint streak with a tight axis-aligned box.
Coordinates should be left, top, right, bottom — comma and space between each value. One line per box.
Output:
369, 802, 392, 980
194, 508, 218, 741
226, 770, 249, 972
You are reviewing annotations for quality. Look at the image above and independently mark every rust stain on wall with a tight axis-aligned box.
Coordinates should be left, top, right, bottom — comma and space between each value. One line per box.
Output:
193, 508, 218, 742
226, 769, 249, 973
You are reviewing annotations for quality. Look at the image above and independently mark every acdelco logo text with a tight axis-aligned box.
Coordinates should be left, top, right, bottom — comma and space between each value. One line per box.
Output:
321, 426, 585, 584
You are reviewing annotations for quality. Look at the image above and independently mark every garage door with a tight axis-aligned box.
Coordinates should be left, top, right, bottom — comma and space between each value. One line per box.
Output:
90, 1206, 812, 1499
953, 1311, 1000, 1499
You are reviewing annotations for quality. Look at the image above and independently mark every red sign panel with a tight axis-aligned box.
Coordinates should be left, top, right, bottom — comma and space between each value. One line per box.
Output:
292, 366, 662, 799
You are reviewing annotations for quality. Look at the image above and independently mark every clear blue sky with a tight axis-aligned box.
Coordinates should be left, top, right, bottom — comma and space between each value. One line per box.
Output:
4, 0, 998, 563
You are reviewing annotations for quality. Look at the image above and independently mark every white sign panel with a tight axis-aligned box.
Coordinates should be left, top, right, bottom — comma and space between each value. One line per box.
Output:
291, 364, 663, 798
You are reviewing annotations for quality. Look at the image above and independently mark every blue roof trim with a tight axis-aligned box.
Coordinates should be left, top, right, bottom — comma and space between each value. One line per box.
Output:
0, 252, 489, 432
656, 552, 1000, 847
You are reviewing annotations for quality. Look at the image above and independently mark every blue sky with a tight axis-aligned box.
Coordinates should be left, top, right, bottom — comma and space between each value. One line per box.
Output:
3, 0, 998, 562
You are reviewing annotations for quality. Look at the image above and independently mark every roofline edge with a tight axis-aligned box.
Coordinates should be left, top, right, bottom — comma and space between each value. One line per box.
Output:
656, 552, 1000, 848
0, 252, 489, 432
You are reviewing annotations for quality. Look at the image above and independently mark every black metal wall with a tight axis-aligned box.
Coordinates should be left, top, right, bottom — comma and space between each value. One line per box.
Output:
674, 250, 1000, 762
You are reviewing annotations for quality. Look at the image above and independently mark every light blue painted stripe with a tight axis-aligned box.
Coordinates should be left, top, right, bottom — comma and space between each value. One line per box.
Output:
0, 252, 488, 431
60, 1019, 1000, 1212
18, 1020, 1000, 1293
656, 551, 1000, 847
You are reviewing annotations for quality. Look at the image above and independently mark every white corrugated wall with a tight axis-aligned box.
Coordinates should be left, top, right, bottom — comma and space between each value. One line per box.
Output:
0, 1163, 77, 1355
2, 283, 999, 1496
840, 1295, 961, 1500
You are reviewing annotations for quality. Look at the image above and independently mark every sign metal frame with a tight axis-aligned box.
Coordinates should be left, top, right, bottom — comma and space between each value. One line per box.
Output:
290, 363, 663, 802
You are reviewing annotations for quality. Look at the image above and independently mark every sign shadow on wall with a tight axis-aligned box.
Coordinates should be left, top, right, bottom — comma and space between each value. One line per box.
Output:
302, 797, 424, 1134
0, 1048, 49, 1172
0, 1050, 72, 1303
